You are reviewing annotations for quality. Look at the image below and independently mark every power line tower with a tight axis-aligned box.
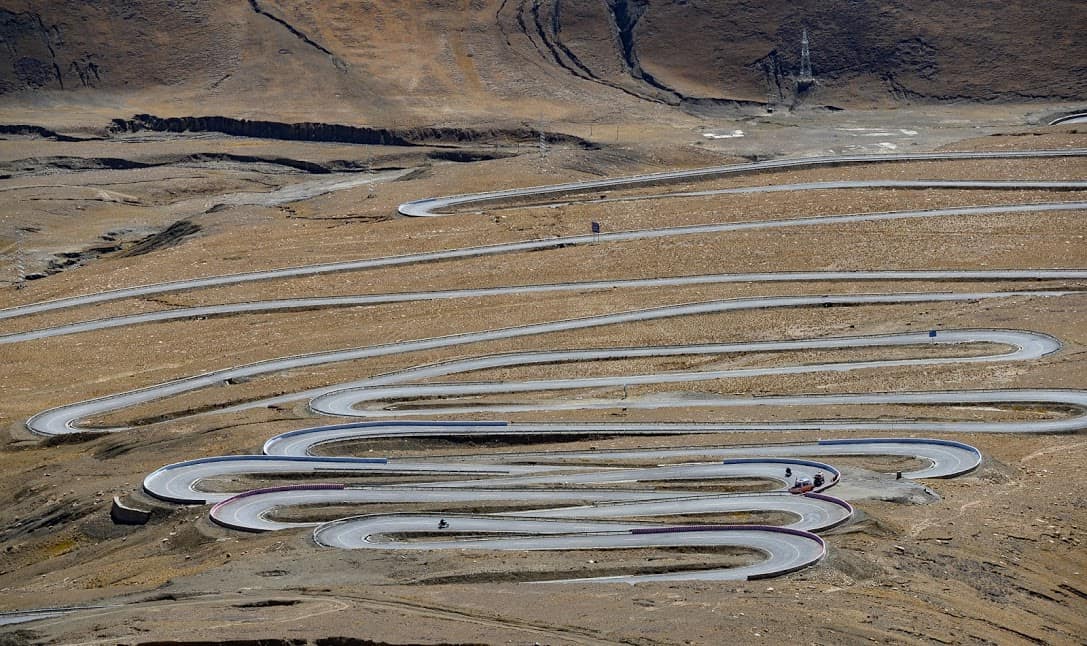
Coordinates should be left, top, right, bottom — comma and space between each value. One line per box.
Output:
797, 28, 814, 90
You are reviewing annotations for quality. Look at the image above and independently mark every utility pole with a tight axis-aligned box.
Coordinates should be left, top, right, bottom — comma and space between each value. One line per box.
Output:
766, 56, 780, 113
538, 128, 549, 173
13, 228, 26, 290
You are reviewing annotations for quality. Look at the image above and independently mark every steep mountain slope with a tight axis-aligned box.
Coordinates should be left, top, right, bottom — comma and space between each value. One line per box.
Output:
0, 1, 241, 92
616, 0, 1087, 105
0, 1, 1083, 122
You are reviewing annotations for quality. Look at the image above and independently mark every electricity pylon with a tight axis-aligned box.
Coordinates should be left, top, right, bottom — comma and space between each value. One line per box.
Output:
797, 28, 814, 90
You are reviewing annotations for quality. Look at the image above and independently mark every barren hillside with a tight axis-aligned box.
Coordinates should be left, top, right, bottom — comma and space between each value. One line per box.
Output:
1, 0, 1084, 125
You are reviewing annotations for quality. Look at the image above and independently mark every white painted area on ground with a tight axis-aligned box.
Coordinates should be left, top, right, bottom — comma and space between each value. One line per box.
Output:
704, 130, 745, 139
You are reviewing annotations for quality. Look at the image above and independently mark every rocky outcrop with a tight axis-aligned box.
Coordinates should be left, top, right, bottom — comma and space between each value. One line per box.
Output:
0, 9, 65, 92
109, 114, 595, 149
115, 220, 202, 258
0, 124, 92, 142
110, 114, 416, 146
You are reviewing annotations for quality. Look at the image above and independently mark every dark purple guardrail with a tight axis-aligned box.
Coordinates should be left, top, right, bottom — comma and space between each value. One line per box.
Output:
818, 437, 980, 453
209, 483, 347, 532
266, 420, 509, 444
803, 491, 853, 512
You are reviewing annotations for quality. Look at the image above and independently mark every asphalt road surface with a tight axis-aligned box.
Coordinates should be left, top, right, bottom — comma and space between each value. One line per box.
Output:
14, 149, 1084, 582
26, 294, 1082, 436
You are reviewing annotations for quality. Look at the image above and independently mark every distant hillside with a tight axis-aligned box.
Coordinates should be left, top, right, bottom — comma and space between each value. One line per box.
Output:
606, 0, 1087, 105
1, 0, 1083, 122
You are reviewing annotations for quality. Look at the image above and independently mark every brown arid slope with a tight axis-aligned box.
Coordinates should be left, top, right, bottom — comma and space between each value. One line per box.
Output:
610, 0, 1087, 105
0, 0, 1084, 126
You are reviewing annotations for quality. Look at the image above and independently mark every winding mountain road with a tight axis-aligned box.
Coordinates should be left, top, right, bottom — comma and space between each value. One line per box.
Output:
1, 151, 1082, 322
314, 517, 828, 583
398, 149, 1086, 216
25, 292, 1083, 436
210, 487, 853, 533
5, 269, 1084, 345
14, 148, 1086, 582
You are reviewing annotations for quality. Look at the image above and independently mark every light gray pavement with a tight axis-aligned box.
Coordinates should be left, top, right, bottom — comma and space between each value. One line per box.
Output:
157, 437, 848, 583
20, 149, 1087, 583
209, 487, 851, 533
397, 149, 1087, 216
6, 270, 1085, 345
0, 607, 95, 627
410, 438, 982, 479
25, 294, 1081, 436
375, 461, 836, 491
307, 328, 1061, 418
312, 515, 826, 582
1049, 113, 1087, 125
161, 427, 981, 582
144, 453, 833, 505
1, 199, 1083, 325
511, 180, 1087, 211
333, 390, 1087, 434
142, 456, 570, 505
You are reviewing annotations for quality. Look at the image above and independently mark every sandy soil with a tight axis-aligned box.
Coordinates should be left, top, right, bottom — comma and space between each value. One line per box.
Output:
0, 107, 1084, 645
